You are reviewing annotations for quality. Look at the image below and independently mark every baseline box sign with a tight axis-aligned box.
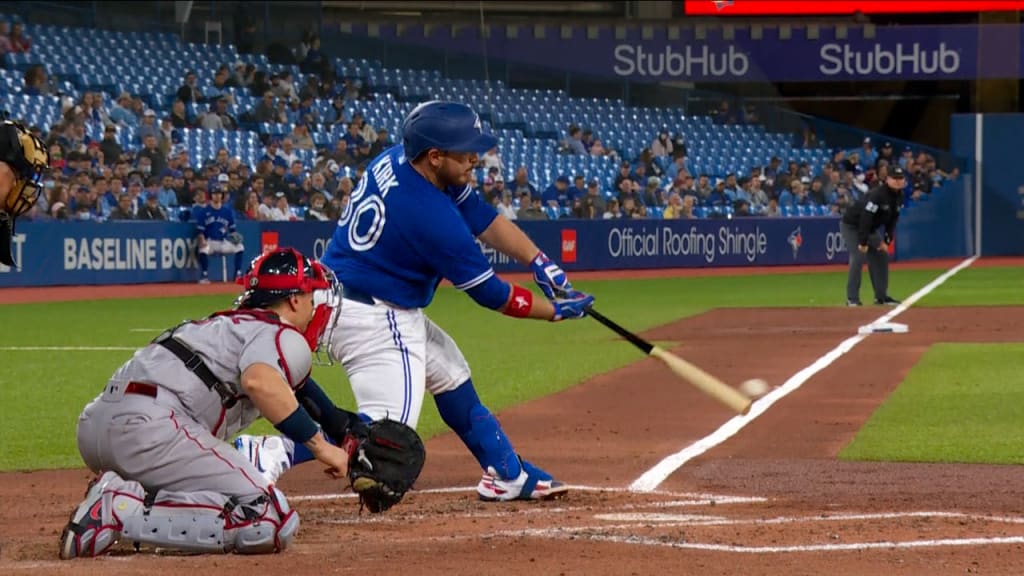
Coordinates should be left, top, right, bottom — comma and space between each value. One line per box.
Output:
347, 22, 1024, 82
0, 221, 253, 287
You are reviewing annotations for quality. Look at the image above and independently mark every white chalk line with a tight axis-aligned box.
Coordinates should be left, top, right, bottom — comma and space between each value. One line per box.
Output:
500, 530, 1024, 554
630, 255, 980, 493
290, 485, 765, 503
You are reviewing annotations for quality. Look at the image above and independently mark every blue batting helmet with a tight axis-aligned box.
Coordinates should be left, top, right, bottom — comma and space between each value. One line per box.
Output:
401, 101, 497, 160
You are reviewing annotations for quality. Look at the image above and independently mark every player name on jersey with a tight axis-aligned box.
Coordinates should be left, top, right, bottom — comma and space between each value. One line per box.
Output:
63, 237, 198, 271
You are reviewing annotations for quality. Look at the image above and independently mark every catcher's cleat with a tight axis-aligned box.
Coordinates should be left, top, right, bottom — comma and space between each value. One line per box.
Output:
59, 471, 120, 560
477, 458, 569, 502
234, 434, 291, 485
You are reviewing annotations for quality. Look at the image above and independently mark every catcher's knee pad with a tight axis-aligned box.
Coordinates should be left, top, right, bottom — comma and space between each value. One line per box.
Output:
120, 487, 298, 555
233, 487, 300, 554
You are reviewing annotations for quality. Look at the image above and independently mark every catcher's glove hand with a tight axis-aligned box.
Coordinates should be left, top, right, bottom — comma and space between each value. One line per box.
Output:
343, 419, 426, 514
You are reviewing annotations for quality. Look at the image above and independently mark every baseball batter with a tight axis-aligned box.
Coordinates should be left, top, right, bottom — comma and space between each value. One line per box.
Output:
237, 101, 594, 502
59, 248, 353, 559
0, 118, 49, 267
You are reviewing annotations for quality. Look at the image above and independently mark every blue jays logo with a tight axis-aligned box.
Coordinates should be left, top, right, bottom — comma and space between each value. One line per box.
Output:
787, 227, 803, 259
473, 114, 482, 133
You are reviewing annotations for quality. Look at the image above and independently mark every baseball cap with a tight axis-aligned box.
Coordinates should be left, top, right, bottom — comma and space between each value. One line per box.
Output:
647, 176, 661, 186
218, 173, 230, 183
272, 157, 288, 169
889, 166, 907, 178
556, 175, 570, 184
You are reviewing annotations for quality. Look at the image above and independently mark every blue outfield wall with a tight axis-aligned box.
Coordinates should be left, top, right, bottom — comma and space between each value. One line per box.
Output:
0, 212, 966, 288
0, 192, 980, 288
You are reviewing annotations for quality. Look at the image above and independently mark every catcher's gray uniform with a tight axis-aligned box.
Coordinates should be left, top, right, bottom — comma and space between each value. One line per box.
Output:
70, 310, 312, 556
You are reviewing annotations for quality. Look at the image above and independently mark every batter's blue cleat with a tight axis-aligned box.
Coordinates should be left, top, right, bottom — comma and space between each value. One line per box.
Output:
234, 435, 291, 486
477, 457, 569, 502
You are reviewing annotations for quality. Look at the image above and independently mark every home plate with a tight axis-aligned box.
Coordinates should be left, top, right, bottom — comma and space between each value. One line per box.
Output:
858, 322, 909, 334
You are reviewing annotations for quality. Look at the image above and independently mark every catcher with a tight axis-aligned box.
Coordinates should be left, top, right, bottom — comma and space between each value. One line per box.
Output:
59, 247, 425, 560
0, 118, 49, 267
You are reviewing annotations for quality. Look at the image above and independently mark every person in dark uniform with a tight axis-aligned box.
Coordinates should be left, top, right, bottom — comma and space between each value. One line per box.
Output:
840, 165, 905, 306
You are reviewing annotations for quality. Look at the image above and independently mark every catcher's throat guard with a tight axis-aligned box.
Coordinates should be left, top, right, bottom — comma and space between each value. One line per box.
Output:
346, 419, 426, 514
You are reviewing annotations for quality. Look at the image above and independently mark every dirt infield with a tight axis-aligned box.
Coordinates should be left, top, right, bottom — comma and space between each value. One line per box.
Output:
2, 259, 1024, 575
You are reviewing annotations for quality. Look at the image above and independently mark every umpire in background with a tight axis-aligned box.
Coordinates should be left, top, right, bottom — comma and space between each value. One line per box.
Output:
840, 165, 905, 306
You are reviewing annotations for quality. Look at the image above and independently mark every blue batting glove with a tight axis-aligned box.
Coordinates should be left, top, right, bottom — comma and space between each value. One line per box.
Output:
551, 291, 595, 322
531, 251, 573, 300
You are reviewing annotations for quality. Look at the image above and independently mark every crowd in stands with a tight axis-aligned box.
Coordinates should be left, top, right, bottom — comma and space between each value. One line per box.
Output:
5, 19, 959, 228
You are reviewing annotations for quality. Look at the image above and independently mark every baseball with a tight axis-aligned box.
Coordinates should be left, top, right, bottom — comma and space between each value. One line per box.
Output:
740, 378, 770, 398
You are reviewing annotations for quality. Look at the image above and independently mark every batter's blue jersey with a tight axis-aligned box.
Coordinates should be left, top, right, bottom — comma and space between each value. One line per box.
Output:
320, 145, 499, 309
196, 205, 236, 240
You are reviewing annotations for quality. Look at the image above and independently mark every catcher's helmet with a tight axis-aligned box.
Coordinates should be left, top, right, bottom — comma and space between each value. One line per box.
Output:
235, 247, 342, 352
401, 101, 497, 161
236, 247, 331, 309
0, 120, 49, 267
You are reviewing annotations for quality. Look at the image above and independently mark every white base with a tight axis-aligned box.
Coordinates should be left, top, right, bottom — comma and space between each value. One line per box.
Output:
858, 322, 909, 334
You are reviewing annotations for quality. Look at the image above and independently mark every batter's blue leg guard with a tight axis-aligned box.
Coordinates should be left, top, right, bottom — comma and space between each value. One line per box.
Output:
434, 379, 523, 480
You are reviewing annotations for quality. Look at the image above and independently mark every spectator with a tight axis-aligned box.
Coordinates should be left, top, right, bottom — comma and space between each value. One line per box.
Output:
541, 175, 571, 209
350, 112, 376, 144
291, 123, 315, 150
706, 180, 730, 210
570, 175, 586, 203
585, 179, 607, 214
617, 177, 642, 207
169, 99, 191, 129
603, 197, 622, 219
0, 22, 11, 58
663, 193, 687, 219
875, 141, 895, 171
157, 172, 178, 208
108, 192, 136, 220
10, 22, 31, 53
481, 146, 504, 180
510, 166, 537, 200
566, 126, 586, 155
242, 190, 262, 220
137, 134, 166, 176
368, 128, 391, 158
495, 191, 517, 220
216, 98, 238, 131
47, 185, 69, 220
254, 92, 277, 123
276, 137, 300, 166
516, 192, 545, 220
642, 176, 665, 207
98, 126, 123, 166
108, 93, 138, 127
764, 197, 781, 217
749, 177, 769, 213
269, 191, 295, 221
22, 64, 53, 96
306, 192, 330, 221
613, 161, 633, 191
257, 191, 276, 220
137, 189, 168, 220
176, 70, 203, 104
570, 196, 596, 219
199, 102, 224, 130
665, 154, 689, 182
622, 196, 646, 219
858, 137, 878, 169
296, 94, 320, 129
650, 129, 673, 159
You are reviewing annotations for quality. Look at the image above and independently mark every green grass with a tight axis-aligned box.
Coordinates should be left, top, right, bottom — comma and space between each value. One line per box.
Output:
840, 344, 1024, 464
0, 263, 1017, 472
916, 266, 1024, 307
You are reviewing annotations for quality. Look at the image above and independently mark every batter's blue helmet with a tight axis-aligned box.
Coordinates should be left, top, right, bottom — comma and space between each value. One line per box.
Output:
401, 101, 497, 160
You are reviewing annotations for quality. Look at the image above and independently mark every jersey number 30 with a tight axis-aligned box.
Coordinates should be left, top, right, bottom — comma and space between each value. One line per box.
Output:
338, 175, 385, 252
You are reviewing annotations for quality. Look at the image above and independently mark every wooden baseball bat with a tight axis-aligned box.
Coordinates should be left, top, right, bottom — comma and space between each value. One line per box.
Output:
586, 307, 753, 415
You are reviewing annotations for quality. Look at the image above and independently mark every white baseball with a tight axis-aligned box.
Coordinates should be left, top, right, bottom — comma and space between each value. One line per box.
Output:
740, 378, 770, 398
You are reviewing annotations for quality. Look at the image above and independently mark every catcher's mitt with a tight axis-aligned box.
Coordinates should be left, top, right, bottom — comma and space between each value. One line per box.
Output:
226, 231, 243, 245
345, 419, 426, 514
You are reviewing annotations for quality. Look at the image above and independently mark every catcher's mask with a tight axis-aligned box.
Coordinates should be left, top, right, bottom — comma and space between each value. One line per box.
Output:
0, 120, 49, 267
235, 247, 343, 352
